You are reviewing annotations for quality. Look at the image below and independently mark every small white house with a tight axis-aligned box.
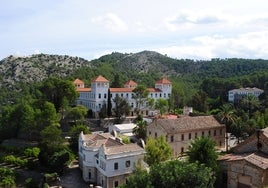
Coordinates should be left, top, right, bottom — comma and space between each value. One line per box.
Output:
78, 132, 145, 188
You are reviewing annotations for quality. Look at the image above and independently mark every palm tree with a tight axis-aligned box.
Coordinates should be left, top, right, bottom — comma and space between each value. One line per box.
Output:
133, 120, 147, 140
230, 118, 247, 144
217, 103, 237, 132
241, 94, 260, 117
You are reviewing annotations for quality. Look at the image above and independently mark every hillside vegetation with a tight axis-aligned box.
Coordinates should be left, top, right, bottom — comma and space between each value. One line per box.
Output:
0, 54, 91, 87
1, 51, 268, 106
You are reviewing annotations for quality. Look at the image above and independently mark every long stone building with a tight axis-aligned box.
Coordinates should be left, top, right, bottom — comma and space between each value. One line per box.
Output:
147, 115, 226, 157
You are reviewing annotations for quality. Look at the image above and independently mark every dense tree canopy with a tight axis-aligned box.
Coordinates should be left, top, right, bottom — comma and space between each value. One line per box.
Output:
187, 136, 219, 173
39, 77, 78, 112
121, 160, 215, 188
145, 136, 172, 166
133, 85, 149, 115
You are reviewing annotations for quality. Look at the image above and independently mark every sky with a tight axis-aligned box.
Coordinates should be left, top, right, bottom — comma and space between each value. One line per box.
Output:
1, 0, 268, 60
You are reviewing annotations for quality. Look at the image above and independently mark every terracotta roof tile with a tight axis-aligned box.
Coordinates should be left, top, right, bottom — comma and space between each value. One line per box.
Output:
155, 78, 171, 84
92, 75, 109, 83
148, 116, 224, 133
147, 88, 162, 92
110, 88, 134, 92
219, 152, 268, 170
124, 80, 137, 86
73, 78, 84, 84
77, 88, 91, 92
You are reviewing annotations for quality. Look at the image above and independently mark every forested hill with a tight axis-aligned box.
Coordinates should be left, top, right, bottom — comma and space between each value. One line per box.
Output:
90, 51, 268, 79
1, 51, 268, 87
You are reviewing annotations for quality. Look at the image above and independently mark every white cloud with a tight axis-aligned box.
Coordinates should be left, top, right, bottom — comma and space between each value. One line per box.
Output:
2, 0, 268, 60
155, 30, 268, 59
91, 13, 128, 32
34, 49, 41, 54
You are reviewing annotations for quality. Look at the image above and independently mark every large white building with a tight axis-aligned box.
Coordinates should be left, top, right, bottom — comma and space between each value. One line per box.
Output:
78, 131, 145, 188
74, 75, 172, 117
228, 87, 264, 103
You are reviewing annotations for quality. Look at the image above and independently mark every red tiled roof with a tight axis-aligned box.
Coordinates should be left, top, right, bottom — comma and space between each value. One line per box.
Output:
110, 88, 134, 92
124, 80, 137, 86
91, 75, 109, 83
147, 88, 162, 92
73, 78, 84, 84
155, 78, 171, 84
77, 88, 91, 92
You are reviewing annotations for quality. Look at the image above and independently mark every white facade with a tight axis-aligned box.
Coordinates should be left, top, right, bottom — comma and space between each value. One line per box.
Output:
109, 123, 137, 137
74, 76, 172, 117
228, 87, 264, 103
79, 132, 145, 188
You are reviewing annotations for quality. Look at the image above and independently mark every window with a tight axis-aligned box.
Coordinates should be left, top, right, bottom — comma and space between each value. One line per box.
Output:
220, 129, 223, 135
170, 135, 174, 142
202, 131, 204, 137
114, 162, 118, 170
188, 133, 191, 140
149, 131, 151, 135
88, 171, 91, 179
126, 93, 129, 98
99, 93, 101, 99
121, 93, 123, 97
181, 147, 184, 154
100, 160, 106, 170
155, 133, 157, 138
195, 132, 197, 138
214, 130, 217, 136
208, 130, 211, 136
114, 181, 119, 187
164, 93, 166, 98
181, 134, 184, 141
125, 160, 130, 168
160, 93, 162, 97
104, 93, 107, 99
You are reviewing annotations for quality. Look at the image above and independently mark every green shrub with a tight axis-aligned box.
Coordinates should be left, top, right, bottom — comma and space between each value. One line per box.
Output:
0, 168, 15, 187
3, 155, 28, 167
24, 147, 40, 158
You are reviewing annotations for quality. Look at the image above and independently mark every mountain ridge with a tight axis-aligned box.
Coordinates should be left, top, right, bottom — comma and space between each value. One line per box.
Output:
1, 51, 268, 88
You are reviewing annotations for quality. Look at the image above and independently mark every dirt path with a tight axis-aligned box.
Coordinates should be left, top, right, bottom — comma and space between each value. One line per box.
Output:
59, 163, 88, 188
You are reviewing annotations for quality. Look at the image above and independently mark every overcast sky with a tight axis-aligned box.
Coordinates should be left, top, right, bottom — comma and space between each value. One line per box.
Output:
1, 0, 268, 60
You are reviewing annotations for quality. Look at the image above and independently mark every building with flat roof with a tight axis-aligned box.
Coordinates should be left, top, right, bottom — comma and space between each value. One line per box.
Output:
108, 123, 137, 138
228, 87, 264, 103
